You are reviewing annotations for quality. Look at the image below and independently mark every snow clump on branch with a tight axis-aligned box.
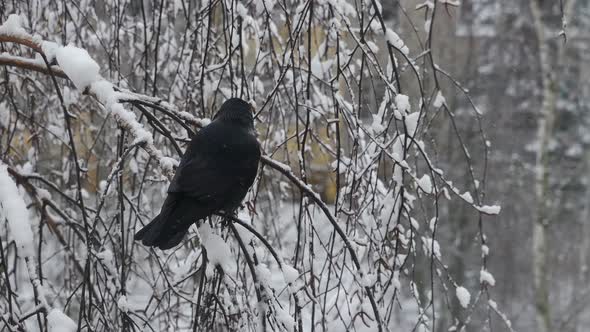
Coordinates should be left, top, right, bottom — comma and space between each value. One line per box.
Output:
55, 45, 100, 91
0, 14, 29, 38
0, 162, 35, 257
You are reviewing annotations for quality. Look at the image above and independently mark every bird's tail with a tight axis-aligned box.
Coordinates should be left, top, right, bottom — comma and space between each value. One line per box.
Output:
134, 196, 191, 250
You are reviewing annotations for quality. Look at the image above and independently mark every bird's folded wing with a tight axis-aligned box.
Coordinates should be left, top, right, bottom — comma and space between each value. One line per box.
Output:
167, 156, 230, 200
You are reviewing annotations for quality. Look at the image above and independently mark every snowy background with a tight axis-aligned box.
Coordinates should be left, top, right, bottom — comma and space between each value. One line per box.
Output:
0, 0, 587, 331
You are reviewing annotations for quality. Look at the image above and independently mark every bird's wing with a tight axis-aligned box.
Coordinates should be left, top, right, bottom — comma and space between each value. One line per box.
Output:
167, 125, 260, 202
167, 125, 225, 200
168, 156, 226, 199
240, 141, 261, 188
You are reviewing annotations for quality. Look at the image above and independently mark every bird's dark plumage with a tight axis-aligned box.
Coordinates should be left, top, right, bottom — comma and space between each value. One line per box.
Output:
134, 98, 261, 250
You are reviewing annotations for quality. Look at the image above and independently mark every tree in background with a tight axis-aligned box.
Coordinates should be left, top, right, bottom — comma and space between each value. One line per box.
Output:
413, 0, 590, 331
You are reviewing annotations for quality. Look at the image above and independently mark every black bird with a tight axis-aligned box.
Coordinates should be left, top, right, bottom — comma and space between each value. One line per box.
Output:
134, 98, 261, 250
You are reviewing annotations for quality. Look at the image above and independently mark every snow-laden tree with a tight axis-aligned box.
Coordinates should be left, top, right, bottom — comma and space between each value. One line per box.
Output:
0, 1, 504, 331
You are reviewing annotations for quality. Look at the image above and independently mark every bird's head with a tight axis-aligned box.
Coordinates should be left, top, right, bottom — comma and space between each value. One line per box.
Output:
213, 98, 255, 128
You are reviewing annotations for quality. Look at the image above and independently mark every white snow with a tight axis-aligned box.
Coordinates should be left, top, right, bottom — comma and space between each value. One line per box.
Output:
410, 217, 420, 230
89, 80, 115, 103
360, 271, 377, 287
395, 94, 410, 113
417, 174, 432, 194
79, 80, 175, 177
129, 158, 139, 174
566, 143, 583, 157
366, 40, 379, 54
429, 217, 437, 232
96, 249, 114, 263
0, 163, 35, 257
0, 102, 9, 128
415, 1, 434, 10
47, 309, 77, 332
385, 28, 409, 55
36, 188, 52, 200
481, 244, 489, 257
117, 295, 129, 313
179, 111, 210, 127
421, 237, 441, 259
433, 90, 446, 108
198, 224, 234, 273
392, 271, 401, 290
41, 41, 60, 62
404, 112, 420, 136
310, 54, 333, 78
488, 299, 497, 309
269, 159, 292, 172
476, 204, 501, 215
393, 108, 403, 120
456, 286, 471, 308
275, 307, 295, 332
371, 114, 385, 133
282, 264, 299, 284
55, 45, 101, 90
232, 212, 254, 244
460, 191, 474, 204
0, 14, 29, 38
440, 0, 460, 5
19, 161, 33, 175
158, 157, 178, 174
480, 269, 496, 287
424, 19, 431, 33
109, 103, 153, 145
255, 263, 273, 288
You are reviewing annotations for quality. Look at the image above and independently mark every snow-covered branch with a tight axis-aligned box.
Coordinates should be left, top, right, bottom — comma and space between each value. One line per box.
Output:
0, 162, 76, 331
0, 15, 176, 177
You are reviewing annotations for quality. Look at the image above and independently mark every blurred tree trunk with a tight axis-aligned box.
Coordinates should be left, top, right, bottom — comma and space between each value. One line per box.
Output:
530, 1, 575, 331
572, 145, 590, 331
530, 0, 553, 327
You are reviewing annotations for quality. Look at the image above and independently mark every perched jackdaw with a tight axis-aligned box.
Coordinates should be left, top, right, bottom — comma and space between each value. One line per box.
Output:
134, 98, 261, 249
